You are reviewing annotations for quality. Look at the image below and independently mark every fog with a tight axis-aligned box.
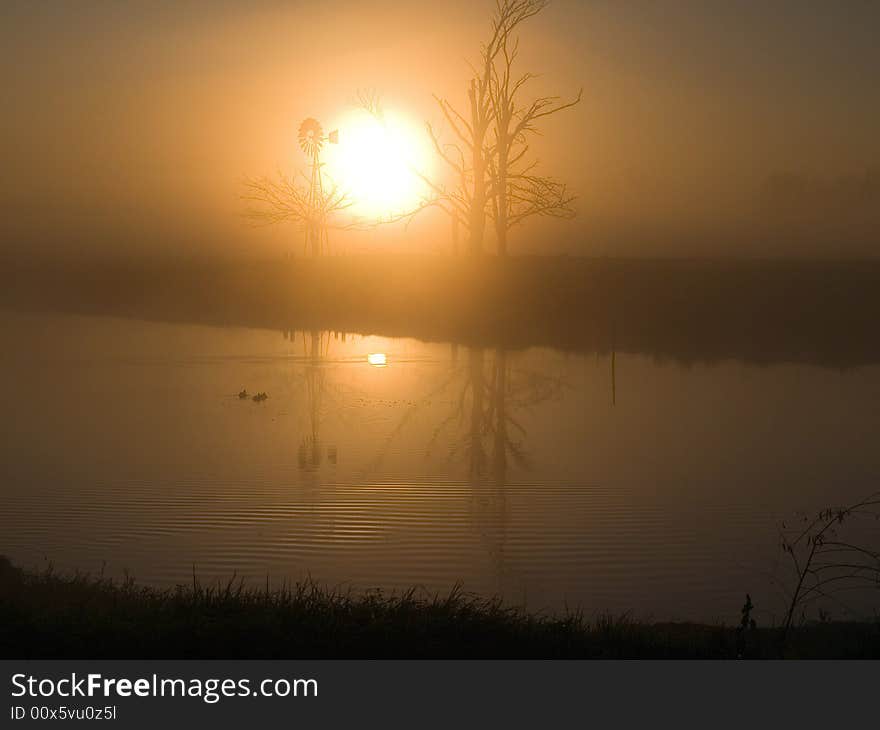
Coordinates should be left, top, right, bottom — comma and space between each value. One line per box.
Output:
2, 0, 878, 260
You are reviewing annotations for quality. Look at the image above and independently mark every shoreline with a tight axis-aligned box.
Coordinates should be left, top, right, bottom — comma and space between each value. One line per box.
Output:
3, 255, 879, 367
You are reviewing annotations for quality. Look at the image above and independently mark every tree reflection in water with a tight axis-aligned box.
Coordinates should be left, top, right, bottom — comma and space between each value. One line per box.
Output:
282, 329, 341, 474
394, 345, 568, 578
283, 329, 569, 576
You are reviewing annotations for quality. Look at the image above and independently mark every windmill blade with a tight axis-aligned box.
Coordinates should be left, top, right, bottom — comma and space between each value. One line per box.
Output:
298, 117, 324, 155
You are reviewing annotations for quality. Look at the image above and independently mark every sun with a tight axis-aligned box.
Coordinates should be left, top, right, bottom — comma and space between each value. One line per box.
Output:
324, 108, 432, 219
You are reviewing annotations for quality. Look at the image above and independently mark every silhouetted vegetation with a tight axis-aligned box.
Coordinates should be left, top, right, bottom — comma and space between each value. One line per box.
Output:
427, 0, 581, 255
1, 557, 877, 659
777, 493, 880, 649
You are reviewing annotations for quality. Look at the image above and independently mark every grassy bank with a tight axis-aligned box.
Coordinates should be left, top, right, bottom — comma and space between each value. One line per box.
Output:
2, 559, 878, 659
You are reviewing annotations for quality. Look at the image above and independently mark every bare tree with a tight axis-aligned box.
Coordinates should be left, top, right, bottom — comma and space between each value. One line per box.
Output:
487, 11, 582, 255
428, 0, 543, 254
241, 170, 355, 256
428, 0, 581, 256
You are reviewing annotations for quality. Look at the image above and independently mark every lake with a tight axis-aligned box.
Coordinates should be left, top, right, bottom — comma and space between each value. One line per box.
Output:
2, 309, 879, 623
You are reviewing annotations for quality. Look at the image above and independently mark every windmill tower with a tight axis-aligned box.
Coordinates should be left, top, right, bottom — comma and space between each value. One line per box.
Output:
297, 118, 338, 256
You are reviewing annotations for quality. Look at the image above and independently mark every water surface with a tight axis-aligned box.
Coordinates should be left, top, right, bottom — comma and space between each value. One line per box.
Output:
2, 310, 879, 622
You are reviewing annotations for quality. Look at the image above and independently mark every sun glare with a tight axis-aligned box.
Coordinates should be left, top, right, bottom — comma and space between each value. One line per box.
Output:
325, 108, 432, 219
367, 353, 388, 367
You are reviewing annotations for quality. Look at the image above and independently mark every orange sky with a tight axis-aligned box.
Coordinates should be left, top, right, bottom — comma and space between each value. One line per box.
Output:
2, 0, 878, 258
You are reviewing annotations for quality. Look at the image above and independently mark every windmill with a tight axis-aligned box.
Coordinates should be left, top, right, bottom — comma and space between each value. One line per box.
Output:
298, 117, 339, 256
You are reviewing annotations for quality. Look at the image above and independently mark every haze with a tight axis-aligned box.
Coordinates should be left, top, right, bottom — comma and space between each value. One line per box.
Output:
2, 0, 878, 259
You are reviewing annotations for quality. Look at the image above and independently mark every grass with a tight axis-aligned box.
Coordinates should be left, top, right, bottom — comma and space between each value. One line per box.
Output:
2, 558, 879, 659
